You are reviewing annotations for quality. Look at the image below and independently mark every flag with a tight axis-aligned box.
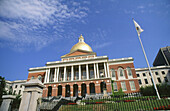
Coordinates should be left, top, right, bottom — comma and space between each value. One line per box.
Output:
133, 18, 144, 35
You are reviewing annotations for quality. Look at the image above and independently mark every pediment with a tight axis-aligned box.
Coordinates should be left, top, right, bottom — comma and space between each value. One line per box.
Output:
61, 50, 96, 58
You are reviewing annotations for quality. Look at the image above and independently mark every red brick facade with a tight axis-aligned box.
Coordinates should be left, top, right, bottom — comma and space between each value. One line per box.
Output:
109, 62, 140, 93
42, 78, 111, 98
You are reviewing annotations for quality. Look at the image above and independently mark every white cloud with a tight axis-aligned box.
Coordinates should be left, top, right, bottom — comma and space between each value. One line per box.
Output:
0, 0, 89, 51
137, 6, 145, 9
93, 42, 112, 49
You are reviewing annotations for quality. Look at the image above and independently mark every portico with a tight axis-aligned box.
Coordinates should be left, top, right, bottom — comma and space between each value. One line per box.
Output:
44, 62, 109, 83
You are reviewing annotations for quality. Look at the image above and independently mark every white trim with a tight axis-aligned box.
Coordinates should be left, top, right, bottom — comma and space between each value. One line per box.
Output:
108, 61, 133, 65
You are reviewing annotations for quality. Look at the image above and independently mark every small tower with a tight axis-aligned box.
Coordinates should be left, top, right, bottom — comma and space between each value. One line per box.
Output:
79, 34, 84, 42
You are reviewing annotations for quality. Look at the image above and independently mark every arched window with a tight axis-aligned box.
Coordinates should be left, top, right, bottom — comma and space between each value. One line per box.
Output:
118, 67, 124, 77
110, 69, 116, 77
38, 75, 42, 81
127, 67, 132, 76
48, 86, 52, 97
31, 76, 34, 79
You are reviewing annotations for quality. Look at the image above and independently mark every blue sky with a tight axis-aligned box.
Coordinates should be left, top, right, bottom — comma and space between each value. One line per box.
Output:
0, 0, 170, 81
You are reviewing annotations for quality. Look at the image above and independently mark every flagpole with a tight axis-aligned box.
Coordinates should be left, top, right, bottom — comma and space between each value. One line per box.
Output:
137, 34, 161, 99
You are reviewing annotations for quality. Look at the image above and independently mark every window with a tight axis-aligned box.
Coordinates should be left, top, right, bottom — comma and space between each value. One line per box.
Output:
121, 82, 127, 91
136, 74, 140, 77
164, 77, 168, 82
127, 67, 132, 76
13, 90, 16, 95
129, 81, 136, 91
75, 71, 79, 80
149, 73, 151, 76
31, 76, 34, 79
111, 69, 116, 77
20, 85, 22, 88
68, 72, 71, 80
155, 72, 158, 75
90, 70, 94, 79
118, 68, 124, 77
162, 71, 165, 75
99, 70, 104, 77
157, 78, 161, 83
82, 71, 86, 79
144, 79, 148, 84
113, 82, 118, 91
143, 73, 146, 76
15, 85, 17, 88
19, 90, 21, 95
38, 75, 42, 81
138, 79, 142, 85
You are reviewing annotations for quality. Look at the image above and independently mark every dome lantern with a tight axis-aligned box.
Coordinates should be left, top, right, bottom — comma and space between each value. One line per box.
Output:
70, 35, 93, 52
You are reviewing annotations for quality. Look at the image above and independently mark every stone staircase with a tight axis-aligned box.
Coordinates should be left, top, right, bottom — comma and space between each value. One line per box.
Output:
39, 96, 78, 111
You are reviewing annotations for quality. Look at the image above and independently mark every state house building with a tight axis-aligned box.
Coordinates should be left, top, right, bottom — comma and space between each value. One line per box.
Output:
27, 35, 140, 98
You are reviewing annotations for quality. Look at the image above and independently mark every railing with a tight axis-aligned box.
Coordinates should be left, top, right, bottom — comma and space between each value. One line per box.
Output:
58, 94, 170, 111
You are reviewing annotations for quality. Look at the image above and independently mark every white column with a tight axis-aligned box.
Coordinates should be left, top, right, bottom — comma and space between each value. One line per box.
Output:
56, 67, 59, 82
86, 64, 89, 79
47, 68, 50, 83
64, 66, 66, 81
54, 67, 57, 82
94, 63, 97, 79
104, 62, 108, 77
79, 65, 81, 80
71, 66, 74, 81
96, 63, 99, 78
107, 63, 110, 77
44, 69, 48, 83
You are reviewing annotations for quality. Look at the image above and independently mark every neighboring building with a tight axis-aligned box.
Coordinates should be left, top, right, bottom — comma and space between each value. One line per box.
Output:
5, 80, 27, 95
27, 35, 140, 98
135, 66, 170, 87
153, 46, 170, 66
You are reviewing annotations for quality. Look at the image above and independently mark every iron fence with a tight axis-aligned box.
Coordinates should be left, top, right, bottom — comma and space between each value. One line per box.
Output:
59, 94, 170, 111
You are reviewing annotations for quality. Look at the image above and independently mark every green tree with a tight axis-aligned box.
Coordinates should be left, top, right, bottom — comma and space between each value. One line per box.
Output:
0, 76, 6, 105
111, 79, 114, 96
11, 95, 21, 110
114, 88, 125, 96
140, 84, 170, 97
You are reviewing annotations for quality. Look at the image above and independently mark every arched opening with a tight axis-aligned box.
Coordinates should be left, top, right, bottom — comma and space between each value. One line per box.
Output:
58, 85, 62, 96
127, 67, 132, 77
81, 83, 87, 97
65, 85, 70, 97
73, 84, 78, 97
48, 86, 52, 97
100, 82, 106, 93
89, 83, 95, 94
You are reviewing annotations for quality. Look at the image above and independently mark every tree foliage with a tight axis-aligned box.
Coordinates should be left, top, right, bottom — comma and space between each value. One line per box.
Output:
0, 76, 6, 105
11, 95, 21, 110
140, 84, 170, 97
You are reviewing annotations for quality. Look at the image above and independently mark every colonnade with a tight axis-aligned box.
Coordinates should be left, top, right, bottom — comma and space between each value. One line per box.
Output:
44, 62, 110, 83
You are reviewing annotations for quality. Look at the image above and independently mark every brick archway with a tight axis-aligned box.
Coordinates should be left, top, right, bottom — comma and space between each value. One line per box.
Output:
58, 85, 62, 96
100, 82, 106, 93
89, 83, 95, 94
73, 84, 78, 97
65, 85, 70, 97
81, 83, 86, 97
48, 86, 52, 97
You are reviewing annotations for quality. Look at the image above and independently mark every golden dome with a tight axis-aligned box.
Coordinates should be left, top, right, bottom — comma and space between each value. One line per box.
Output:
70, 35, 93, 52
